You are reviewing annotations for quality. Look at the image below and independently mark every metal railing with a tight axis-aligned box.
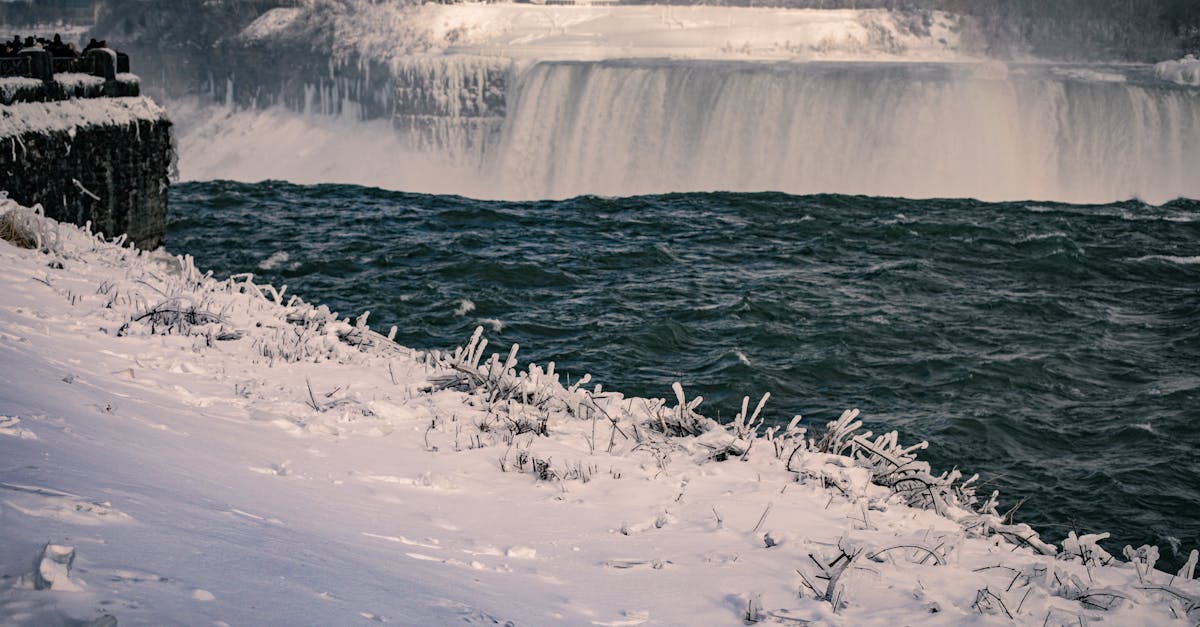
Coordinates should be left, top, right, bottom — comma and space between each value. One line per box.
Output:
0, 56, 31, 77
1, 49, 131, 80
51, 55, 94, 74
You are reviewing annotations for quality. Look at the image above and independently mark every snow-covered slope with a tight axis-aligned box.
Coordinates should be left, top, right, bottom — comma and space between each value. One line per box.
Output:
1, 196, 1197, 625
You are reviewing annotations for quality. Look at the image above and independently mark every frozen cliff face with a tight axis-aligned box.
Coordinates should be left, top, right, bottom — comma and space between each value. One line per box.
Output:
91, 0, 296, 51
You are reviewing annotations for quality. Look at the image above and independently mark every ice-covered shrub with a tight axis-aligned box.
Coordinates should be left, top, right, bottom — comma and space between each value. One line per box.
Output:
0, 196, 61, 253
796, 544, 863, 612
424, 327, 1113, 565
118, 296, 228, 338
1060, 531, 1115, 567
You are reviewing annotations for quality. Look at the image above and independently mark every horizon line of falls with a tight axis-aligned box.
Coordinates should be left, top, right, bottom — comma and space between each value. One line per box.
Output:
185, 57, 1200, 204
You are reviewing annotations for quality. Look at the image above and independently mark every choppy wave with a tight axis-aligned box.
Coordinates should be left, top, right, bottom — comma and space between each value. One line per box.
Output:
1133, 254, 1200, 265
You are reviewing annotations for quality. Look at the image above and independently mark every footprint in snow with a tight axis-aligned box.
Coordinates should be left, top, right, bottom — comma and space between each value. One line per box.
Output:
228, 508, 285, 526
591, 610, 650, 626
0, 415, 37, 439
0, 482, 132, 525
505, 545, 537, 560
247, 460, 292, 476
361, 532, 441, 550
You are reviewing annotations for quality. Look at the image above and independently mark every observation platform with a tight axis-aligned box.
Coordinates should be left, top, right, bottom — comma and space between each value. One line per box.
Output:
1, 48, 139, 105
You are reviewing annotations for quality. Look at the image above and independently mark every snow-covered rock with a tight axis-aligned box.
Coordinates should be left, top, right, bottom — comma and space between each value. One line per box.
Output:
1155, 54, 1200, 86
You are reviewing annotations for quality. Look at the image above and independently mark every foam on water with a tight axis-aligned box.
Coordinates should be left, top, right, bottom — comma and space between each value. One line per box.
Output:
1134, 255, 1200, 265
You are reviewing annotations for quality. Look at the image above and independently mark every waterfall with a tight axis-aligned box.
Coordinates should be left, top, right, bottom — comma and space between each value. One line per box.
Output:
175, 56, 1200, 204
486, 61, 1200, 204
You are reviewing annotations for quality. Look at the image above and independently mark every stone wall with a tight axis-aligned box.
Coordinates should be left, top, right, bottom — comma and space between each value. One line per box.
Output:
0, 100, 173, 250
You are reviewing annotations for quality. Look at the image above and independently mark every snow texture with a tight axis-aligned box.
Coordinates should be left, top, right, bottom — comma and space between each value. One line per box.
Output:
0, 195, 1197, 624
52, 72, 104, 90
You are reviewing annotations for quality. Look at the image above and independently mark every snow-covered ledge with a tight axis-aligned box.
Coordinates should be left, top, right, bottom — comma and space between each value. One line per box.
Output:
0, 97, 172, 249
0, 199, 1196, 625
0, 73, 140, 105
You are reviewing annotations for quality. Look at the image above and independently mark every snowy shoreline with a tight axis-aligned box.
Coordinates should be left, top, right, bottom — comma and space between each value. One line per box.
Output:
1, 197, 1197, 624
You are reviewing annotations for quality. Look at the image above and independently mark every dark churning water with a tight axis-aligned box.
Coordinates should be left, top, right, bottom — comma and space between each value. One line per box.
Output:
168, 180, 1200, 567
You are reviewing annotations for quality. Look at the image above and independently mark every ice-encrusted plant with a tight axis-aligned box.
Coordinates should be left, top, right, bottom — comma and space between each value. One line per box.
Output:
0, 196, 62, 253
427, 326, 1067, 564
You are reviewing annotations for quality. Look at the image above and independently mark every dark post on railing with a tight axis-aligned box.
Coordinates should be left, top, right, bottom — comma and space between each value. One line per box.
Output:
117, 52, 129, 74
87, 48, 116, 81
19, 47, 53, 82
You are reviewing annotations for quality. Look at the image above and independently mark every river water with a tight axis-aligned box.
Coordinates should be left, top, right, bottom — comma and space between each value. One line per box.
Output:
168, 180, 1200, 566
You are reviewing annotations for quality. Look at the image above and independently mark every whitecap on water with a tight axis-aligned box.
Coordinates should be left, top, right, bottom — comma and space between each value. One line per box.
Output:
1131, 255, 1200, 265
258, 251, 290, 270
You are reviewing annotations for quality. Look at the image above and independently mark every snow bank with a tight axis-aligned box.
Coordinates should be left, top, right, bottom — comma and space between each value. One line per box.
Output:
1155, 54, 1200, 86
240, 2, 977, 64
0, 96, 166, 139
0, 196, 1197, 624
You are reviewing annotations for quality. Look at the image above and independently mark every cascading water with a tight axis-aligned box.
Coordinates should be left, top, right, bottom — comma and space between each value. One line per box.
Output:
487, 61, 1200, 203
175, 57, 1200, 204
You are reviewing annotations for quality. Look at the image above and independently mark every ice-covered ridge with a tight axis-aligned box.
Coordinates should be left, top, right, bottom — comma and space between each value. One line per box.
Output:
241, 3, 976, 63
